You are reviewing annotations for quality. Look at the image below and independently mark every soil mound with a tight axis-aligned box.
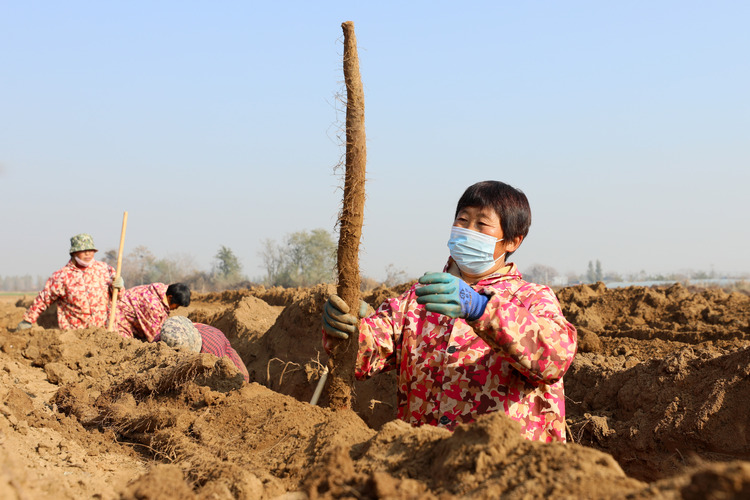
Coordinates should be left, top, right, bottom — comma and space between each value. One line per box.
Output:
1, 281, 750, 498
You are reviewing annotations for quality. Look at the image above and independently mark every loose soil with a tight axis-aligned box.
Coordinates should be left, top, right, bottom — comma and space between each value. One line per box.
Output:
2, 281, 750, 499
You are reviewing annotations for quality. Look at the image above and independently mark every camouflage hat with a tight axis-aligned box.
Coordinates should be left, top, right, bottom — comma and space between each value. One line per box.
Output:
160, 316, 202, 353
69, 233, 98, 254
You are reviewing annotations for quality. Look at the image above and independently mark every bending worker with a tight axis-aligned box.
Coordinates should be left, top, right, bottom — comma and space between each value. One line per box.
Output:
159, 316, 250, 382
17, 233, 123, 331
322, 180, 578, 442
114, 282, 191, 341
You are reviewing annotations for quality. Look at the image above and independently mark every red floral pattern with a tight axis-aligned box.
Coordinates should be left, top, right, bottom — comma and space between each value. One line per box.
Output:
23, 260, 115, 330
115, 283, 170, 342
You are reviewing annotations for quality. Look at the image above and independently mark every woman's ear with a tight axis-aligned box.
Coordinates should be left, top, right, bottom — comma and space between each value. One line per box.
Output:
504, 235, 524, 254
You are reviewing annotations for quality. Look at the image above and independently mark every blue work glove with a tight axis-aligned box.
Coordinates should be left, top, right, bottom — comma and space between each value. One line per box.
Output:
415, 272, 489, 321
322, 294, 375, 340
112, 276, 124, 289
16, 320, 33, 331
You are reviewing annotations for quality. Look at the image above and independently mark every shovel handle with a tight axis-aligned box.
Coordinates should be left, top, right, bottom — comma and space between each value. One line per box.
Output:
107, 211, 128, 332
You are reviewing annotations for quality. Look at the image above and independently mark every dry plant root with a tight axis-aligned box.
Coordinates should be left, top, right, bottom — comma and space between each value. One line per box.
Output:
328, 20, 367, 410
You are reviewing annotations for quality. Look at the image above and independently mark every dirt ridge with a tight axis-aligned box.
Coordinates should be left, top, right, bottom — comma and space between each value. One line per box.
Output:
1, 282, 749, 498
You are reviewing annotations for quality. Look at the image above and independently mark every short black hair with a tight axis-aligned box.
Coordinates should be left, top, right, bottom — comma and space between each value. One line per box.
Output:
455, 180, 531, 257
166, 283, 191, 307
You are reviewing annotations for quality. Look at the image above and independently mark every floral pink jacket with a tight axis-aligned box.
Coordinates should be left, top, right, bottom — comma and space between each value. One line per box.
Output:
341, 263, 577, 442
23, 260, 115, 329
115, 283, 170, 342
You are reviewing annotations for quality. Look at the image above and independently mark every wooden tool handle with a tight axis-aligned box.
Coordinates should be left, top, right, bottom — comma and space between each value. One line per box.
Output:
107, 211, 128, 332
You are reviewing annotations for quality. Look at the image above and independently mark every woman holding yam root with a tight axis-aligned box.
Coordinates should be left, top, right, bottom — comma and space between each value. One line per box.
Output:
322, 180, 577, 442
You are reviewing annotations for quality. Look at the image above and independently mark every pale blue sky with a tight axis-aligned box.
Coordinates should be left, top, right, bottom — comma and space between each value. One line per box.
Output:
2, 1, 748, 282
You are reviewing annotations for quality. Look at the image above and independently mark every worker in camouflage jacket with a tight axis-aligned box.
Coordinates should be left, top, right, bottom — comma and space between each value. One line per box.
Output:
114, 282, 191, 342
323, 181, 577, 442
17, 233, 123, 331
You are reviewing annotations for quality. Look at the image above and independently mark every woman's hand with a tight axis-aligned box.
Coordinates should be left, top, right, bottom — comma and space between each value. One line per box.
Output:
322, 294, 374, 340
416, 272, 488, 320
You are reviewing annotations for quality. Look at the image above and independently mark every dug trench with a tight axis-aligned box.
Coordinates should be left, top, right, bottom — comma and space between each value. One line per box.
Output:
1, 282, 750, 498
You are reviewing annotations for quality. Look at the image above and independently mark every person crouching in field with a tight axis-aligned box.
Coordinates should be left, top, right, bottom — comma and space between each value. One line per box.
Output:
16, 233, 124, 331
322, 180, 578, 442
159, 316, 249, 382
114, 282, 190, 341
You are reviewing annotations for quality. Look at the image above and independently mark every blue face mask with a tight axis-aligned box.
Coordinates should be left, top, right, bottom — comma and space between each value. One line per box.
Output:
447, 226, 504, 275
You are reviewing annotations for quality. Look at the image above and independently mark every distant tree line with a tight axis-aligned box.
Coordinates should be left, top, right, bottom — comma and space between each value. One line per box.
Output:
0, 275, 46, 292
2, 228, 417, 293
260, 229, 337, 288
0, 244, 251, 294
6, 244, 744, 293
99, 244, 251, 293
523, 259, 746, 287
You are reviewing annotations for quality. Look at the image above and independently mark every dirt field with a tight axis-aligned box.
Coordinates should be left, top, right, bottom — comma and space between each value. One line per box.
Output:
2, 281, 750, 499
